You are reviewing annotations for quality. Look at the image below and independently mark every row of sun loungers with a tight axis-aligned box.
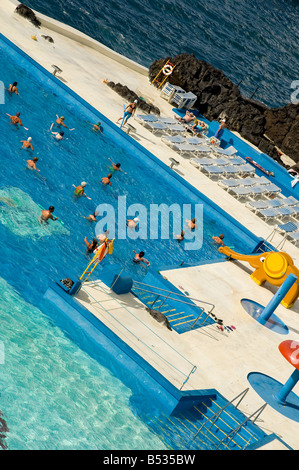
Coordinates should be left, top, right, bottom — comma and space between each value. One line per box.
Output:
137, 114, 299, 247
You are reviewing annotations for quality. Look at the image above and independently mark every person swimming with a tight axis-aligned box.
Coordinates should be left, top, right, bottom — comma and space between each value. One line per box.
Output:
174, 230, 185, 243
132, 250, 150, 267
212, 234, 225, 246
50, 115, 74, 131
107, 158, 127, 174
84, 236, 99, 254
73, 182, 92, 200
8, 82, 19, 95
92, 122, 103, 133
40, 206, 58, 223
52, 130, 65, 140
26, 156, 39, 171
97, 230, 110, 244
127, 217, 139, 229
20, 137, 34, 151
186, 218, 197, 231
102, 173, 113, 186
7, 112, 28, 130
82, 210, 99, 223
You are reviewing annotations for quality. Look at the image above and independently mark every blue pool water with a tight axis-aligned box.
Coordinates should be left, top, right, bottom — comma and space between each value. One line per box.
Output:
24, 0, 299, 108
0, 34, 260, 449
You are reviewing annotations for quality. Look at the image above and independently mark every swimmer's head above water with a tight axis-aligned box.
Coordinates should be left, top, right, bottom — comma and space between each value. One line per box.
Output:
81, 181, 87, 187
16, 112, 20, 117
27, 137, 32, 142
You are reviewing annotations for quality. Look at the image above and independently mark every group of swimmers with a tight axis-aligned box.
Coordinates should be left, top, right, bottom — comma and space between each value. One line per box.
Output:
7, 81, 225, 266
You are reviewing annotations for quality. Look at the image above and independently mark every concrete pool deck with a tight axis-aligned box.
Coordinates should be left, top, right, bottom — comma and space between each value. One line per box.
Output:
2, 0, 299, 450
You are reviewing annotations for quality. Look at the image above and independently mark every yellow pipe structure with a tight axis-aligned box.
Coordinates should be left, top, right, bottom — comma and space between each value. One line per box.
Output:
219, 246, 299, 308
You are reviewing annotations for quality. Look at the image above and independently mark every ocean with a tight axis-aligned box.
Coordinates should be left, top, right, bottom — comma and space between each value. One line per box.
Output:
24, 0, 299, 108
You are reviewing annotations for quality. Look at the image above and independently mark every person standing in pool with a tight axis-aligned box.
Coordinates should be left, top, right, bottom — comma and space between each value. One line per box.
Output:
20, 137, 34, 151
26, 156, 40, 171
40, 206, 58, 223
73, 182, 91, 200
132, 250, 150, 267
7, 112, 28, 129
8, 82, 19, 95
84, 236, 99, 254
186, 218, 197, 231
117, 100, 138, 128
102, 173, 113, 186
92, 122, 103, 133
50, 115, 74, 131
212, 234, 225, 246
127, 217, 139, 229
174, 230, 185, 243
52, 130, 66, 141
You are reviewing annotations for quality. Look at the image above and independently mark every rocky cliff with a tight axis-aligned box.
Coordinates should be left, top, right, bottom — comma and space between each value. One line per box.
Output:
149, 53, 299, 166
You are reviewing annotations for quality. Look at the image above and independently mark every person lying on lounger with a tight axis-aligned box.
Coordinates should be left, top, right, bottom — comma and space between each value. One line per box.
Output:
174, 110, 195, 124
186, 119, 208, 135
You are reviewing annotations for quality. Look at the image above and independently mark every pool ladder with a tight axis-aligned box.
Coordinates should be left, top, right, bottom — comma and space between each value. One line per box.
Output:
132, 281, 216, 330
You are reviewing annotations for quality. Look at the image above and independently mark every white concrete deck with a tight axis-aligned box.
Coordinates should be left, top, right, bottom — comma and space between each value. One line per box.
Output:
2, 0, 299, 450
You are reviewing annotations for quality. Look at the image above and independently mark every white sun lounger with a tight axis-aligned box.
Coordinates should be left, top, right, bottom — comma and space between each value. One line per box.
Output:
228, 156, 245, 165
267, 221, 299, 249
135, 114, 159, 124
264, 183, 281, 195
287, 230, 299, 246
218, 178, 243, 190
191, 157, 214, 167
228, 186, 255, 199
172, 143, 201, 155
200, 165, 227, 177
282, 196, 299, 207
159, 117, 179, 125
161, 135, 186, 146
145, 122, 185, 135
256, 208, 281, 221
185, 136, 209, 145
245, 200, 271, 212
197, 145, 214, 153
213, 146, 237, 156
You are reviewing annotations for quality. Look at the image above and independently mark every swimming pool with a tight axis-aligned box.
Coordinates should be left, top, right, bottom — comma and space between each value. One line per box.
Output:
0, 32, 261, 449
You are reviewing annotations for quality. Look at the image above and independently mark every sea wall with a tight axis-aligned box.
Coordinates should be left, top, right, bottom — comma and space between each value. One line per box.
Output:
10, 0, 148, 76
149, 54, 299, 166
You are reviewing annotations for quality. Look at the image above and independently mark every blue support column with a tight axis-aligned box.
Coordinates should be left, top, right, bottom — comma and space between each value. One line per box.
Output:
259, 273, 297, 324
274, 368, 299, 404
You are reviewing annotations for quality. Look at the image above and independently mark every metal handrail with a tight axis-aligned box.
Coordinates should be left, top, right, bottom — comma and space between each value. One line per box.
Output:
80, 281, 197, 388
132, 281, 216, 329
215, 403, 267, 450
193, 388, 250, 440
133, 281, 215, 310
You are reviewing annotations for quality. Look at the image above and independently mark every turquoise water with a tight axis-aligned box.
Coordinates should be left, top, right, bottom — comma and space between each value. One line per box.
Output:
0, 277, 166, 450
0, 34, 258, 450
24, 0, 299, 108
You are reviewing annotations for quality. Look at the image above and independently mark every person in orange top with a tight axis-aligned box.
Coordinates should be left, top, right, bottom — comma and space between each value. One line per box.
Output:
27, 156, 40, 171
102, 173, 113, 186
7, 112, 28, 130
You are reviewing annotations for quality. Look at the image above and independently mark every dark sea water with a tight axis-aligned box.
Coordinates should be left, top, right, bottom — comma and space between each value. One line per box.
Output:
20, 1, 299, 107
